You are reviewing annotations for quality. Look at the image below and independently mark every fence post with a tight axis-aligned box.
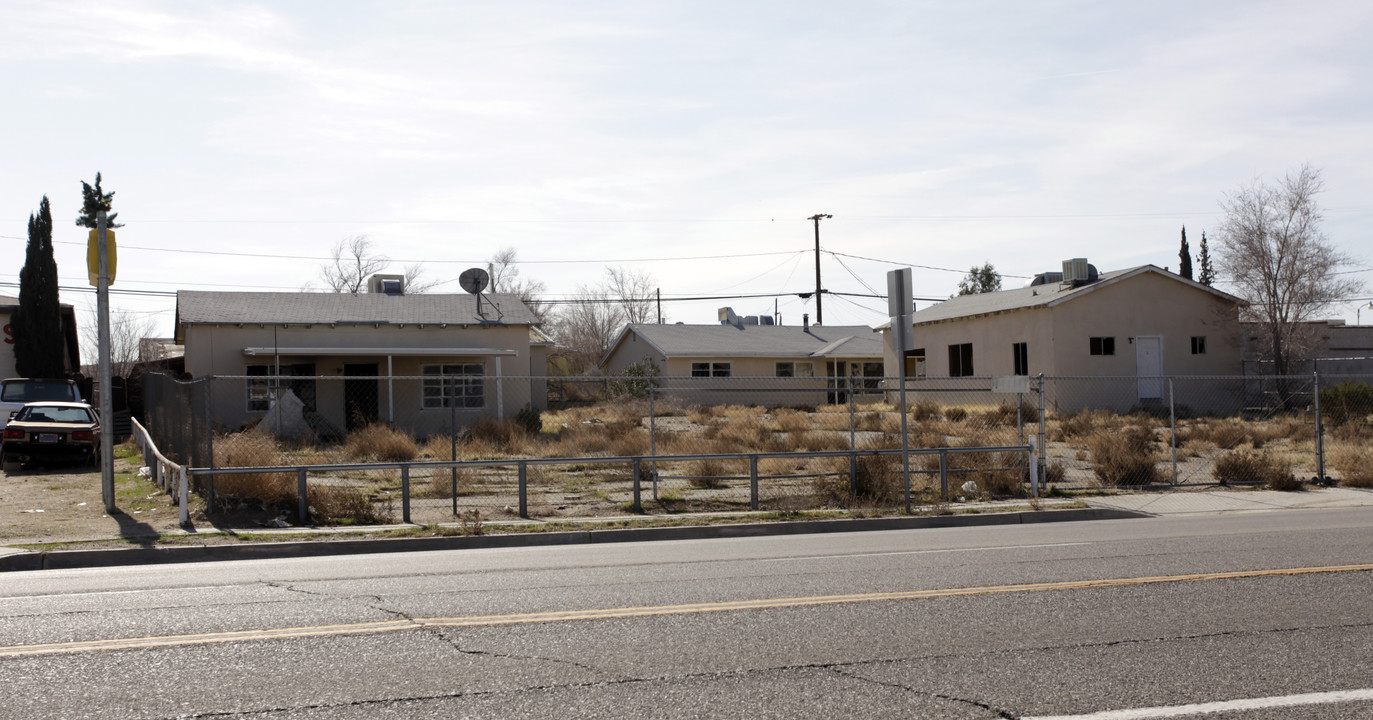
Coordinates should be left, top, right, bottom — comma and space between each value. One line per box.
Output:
1028, 440, 1039, 498
400, 466, 411, 524
207, 475, 216, 515
203, 377, 214, 492
849, 450, 858, 497
649, 388, 657, 481
297, 468, 308, 525
749, 455, 759, 511
631, 458, 642, 513
848, 388, 856, 452
178, 466, 190, 526
1169, 378, 1178, 485
518, 461, 528, 518
939, 449, 949, 500
1313, 370, 1325, 482
450, 374, 458, 515
1037, 374, 1047, 482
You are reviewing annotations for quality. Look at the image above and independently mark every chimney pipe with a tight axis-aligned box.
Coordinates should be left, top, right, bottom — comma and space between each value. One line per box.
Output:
803, 313, 810, 331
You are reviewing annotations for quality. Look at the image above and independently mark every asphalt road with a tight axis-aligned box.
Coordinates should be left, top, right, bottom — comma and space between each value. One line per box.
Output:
3, 509, 1373, 719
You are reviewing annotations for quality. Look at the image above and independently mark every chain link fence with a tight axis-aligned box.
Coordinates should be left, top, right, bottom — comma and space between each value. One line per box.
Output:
139, 372, 1373, 527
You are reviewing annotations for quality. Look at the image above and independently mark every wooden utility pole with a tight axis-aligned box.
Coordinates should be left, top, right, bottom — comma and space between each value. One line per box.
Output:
808, 213, 831, 324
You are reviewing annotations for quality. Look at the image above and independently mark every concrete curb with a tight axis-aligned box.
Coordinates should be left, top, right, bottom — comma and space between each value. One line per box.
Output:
0, 508, 1146, 572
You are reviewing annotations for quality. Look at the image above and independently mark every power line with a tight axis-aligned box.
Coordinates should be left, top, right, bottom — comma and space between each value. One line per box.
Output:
824, 249, 1034, 279
35, 239, 807, 266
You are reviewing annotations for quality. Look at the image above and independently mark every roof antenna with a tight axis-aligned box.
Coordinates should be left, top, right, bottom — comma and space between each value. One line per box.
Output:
459, 268, 490, 314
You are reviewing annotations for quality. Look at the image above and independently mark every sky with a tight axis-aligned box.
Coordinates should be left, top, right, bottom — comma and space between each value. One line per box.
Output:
3, 0, 1372, 361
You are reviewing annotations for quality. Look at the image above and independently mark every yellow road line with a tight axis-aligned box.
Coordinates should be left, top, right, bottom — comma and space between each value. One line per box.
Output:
4, 563, 1370, 658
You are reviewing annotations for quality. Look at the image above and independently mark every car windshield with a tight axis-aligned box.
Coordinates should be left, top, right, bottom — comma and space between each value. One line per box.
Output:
17, 407, 94, 424
2, 382, 76, 402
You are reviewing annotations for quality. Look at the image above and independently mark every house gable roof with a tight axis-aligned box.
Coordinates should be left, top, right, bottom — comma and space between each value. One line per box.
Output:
601, 323, 882, 368
889, 265, 1243, 328
175, 291, 539, 328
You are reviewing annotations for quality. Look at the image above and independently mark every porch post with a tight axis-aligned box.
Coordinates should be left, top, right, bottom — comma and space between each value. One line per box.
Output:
496, 356, 505, 420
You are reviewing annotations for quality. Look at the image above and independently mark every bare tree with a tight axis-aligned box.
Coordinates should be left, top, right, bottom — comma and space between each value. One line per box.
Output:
319, 235, 439, 293
81, 307, 157, 379
549, 266, 660, 372
604, 266, 656, 324
1217, 164, 1364, 375
486, 247, 550, 323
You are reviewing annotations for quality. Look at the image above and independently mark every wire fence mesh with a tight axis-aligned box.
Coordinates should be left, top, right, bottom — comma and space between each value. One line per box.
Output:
139, 372, 1373, 527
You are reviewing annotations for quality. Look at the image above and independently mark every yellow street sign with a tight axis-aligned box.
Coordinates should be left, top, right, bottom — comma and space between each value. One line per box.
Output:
87, 229, 117, 286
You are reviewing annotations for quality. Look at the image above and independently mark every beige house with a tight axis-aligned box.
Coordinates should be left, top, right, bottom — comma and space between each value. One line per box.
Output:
175, 285, 547, 437
600, 314, 883, 407
0, 294, 82, 379
880, 264, 1244, 413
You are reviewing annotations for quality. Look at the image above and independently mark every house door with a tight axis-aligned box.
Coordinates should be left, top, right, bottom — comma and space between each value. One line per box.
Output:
1135, 336, 1162, 400
343, 363, 379, 430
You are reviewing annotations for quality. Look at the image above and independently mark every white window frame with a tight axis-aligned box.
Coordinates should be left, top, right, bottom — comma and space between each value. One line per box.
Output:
775, 361, 814, 378
422, 362, 485, 409
691, 361, 731, 377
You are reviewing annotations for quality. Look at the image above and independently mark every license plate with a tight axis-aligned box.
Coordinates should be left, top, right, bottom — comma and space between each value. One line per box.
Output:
38, 433, 60, 443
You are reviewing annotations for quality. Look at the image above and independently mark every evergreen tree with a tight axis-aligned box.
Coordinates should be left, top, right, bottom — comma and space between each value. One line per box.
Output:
75, 172, 123, 229
1197, 231, 1215, 286
15, 197, 65, 377
1177, 226, 1193, 280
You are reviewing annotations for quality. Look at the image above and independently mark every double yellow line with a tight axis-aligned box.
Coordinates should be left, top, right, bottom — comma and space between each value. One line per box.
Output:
5, 563, 1371, 658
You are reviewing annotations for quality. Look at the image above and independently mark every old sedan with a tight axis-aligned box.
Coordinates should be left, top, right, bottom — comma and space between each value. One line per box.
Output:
1, 401, 101, 469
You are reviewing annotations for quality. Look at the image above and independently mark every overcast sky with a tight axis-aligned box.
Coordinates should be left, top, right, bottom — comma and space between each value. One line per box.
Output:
3, 0, 1371, 356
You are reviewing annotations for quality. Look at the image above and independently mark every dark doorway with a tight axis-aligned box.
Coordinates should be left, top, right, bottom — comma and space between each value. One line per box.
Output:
343, 363, 379, 431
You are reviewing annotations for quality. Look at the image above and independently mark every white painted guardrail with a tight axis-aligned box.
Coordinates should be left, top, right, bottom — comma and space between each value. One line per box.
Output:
130, 417, 190, 525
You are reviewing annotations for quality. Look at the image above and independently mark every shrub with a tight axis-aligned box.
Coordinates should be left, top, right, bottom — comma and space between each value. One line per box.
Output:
851, 452, 902, 505
309, 485, 395, 524
1212, 449, 1299, 489
344, 423, 418, 462
771, 408, 813, 433
1330, 444, 1373, 488
1085, 427, 1160, 486
945, 407, 968, 423
466, 417, 529, 454
515, 404, 543, 435
909, 401, 941, 422
1321, 382, 1373, 427
683, 458, 739, 488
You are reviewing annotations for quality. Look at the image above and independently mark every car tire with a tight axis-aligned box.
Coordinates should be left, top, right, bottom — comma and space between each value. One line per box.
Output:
2, 453, 20, 475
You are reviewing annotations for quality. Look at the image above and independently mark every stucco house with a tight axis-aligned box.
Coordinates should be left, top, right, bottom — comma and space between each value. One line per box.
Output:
599, 311, 883, 406
880, 262, 1245, 413
175, 281, 547, 437
0, 294, 82, 379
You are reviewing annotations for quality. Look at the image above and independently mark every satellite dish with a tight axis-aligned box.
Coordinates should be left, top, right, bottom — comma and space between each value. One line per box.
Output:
459, 268, 490, 295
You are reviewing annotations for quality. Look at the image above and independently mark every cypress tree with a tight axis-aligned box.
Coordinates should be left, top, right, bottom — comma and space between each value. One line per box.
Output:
15, 197, 65, 377
1178, 226, 1193, 280
1197, 231, 1215, 286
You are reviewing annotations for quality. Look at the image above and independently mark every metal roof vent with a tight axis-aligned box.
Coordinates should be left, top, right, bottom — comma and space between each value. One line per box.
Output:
367, 274, 405, 295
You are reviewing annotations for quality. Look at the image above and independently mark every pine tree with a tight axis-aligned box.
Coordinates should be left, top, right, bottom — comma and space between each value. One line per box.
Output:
15, 197, 65, 377
75, 172, 123, 229
1178, 226, 1193, 280
1197, 231, 1215, 286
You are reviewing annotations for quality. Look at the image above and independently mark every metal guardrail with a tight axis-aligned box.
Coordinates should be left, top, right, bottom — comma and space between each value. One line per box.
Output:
130, 417, 190, 526
188, 444, 1036, 526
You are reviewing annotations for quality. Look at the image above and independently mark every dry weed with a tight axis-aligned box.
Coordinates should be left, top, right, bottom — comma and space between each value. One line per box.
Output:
1085, 427, 1160, 486
771, 408, 814, 433
1212, 449, 1298, 489
344, 424, 418, 462
1330, 444, 1373, 487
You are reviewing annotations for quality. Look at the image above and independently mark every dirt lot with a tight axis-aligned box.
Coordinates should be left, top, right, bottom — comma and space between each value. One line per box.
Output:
0, 446, 197, 547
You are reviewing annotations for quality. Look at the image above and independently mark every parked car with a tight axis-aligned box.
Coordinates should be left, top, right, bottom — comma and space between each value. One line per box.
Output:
1, 401, 101, 469
0, 378, 83, 430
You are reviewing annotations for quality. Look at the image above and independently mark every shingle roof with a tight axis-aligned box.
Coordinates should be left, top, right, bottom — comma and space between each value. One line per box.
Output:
881, 265, 1243, 328
176, 291, 538, 326
605, 323, 882, 365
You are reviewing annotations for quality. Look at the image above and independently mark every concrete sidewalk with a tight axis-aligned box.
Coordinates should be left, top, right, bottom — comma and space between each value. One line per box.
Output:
1084, 486, 1373, 516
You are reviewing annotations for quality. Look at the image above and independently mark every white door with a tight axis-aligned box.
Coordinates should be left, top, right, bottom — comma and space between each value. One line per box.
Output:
1136, 335, 1162, 400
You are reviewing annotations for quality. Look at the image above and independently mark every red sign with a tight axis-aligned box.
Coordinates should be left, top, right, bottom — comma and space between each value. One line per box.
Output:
2, 323, 11, 345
